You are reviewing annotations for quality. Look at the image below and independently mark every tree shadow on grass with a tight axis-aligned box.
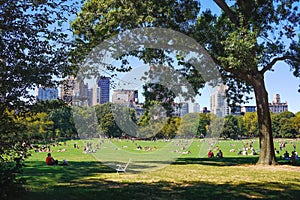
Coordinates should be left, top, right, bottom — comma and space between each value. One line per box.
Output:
17, 177, 300, 200
20, 160, 116, 190
173, 157, 259, 166
174, 156, 300, 167
11, 157, 300, 200
23, 160, 116, 173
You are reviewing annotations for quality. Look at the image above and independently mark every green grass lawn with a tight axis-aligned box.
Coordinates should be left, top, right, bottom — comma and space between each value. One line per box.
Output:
16, 138, 300, 200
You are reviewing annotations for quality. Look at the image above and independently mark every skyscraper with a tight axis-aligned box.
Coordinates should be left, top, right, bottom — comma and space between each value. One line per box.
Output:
210, 85, 230, 117
72, 79, 89, 106
60, 76, 75, 103
92, 76, 110, 105
36, 86, 58, 101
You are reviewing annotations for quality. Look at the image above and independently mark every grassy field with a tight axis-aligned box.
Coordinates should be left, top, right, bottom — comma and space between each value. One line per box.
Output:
17, 138, 300, 200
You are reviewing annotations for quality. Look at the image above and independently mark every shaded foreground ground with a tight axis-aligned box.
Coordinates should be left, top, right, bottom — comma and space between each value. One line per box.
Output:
16, 139, 300, 199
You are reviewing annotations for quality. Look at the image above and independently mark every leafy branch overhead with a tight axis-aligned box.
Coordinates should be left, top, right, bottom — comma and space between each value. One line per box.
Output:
72, 0, 300, 165
208, 0, 300, 80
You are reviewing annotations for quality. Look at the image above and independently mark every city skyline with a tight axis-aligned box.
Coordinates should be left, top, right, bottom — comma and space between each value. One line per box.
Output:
111, 59, 300, 113
32, 1, 299, 113
39, 61, 299, 114
196, 61, 299, 113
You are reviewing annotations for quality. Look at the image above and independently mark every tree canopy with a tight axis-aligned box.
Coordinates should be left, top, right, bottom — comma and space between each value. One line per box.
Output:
72, 0, 300, 165
72, 0, 300, 164
196, 0, 300, 165
0, 1, 80, 197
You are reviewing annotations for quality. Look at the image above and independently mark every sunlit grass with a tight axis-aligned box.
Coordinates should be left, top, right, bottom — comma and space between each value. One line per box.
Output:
17, 138, 300, 200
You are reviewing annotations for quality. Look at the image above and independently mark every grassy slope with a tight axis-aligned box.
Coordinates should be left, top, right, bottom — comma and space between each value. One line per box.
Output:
18, 138, 300, 200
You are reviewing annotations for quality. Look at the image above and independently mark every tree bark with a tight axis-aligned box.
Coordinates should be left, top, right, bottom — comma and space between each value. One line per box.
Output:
252, 73, 277, 165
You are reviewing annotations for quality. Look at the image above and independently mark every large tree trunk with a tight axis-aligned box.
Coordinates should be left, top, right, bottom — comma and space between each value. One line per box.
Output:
252, 73, 277, 165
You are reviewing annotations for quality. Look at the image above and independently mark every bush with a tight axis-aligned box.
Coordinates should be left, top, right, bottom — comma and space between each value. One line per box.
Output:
0, 159, 26, 199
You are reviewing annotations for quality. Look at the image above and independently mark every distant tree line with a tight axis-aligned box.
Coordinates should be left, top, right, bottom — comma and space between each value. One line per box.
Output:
14, 100, 78, 142
23, 101, 300, 141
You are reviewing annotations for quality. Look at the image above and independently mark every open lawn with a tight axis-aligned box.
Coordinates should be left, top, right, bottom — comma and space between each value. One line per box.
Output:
16, 138, 300, 200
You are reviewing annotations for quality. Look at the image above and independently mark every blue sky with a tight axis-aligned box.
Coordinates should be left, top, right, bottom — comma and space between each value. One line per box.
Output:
112, 1, 300, 113
46, 0, 299, 113
114, 60, 300, 113
261, 62, 299, 113
198, 1, 300, 113
196, 63, 300, 113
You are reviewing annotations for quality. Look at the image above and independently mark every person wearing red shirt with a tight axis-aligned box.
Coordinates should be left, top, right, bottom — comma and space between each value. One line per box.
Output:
208, 150, 214, 158
46, 153, 58, 165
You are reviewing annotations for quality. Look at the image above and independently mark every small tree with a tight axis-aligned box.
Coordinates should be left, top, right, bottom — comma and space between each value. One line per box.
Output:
221, 115, 239, 139
293, 112, 300, 137
177, 113, 200, 138
198, 113, 210, 137
243, 112, 258, 138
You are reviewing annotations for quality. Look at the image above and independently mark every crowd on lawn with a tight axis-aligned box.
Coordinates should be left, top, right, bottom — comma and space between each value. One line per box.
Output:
228, 140, 258, 156
278, 141, 299, 165
83, 141, 100, 153
205, 139, 299, 165
44, 140, 101, 166
35, 142, 69, 153
36, 138, 300, 166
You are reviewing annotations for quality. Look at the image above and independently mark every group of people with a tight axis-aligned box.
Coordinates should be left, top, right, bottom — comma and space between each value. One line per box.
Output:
278, 141, 298, 165
208, 150, 223, 158
83, 142, 100, 153
279, 141, 297, 152
283, 150, 298, 165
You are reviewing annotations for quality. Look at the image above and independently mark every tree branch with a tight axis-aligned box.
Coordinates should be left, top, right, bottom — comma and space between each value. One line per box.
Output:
260, 55, 298, 74
213, 0, 239, 26
206, 51, 251, 83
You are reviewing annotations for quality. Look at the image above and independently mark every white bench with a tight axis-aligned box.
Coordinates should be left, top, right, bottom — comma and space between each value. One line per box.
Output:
116, 158, 131, 173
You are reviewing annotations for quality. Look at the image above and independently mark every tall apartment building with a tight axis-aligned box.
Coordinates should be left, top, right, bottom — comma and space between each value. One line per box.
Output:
92, 76, 110, 105
190, 102, 200, 113
60, 76, 75, 103
210, 85, 230, 117
180, 103, 189, 117
87, 88, 93, 106
92, 83, 100, 105
112, 89, 138, 107
170, 102, 190, 117
36, 86, 58, 101
174, 102, 200, 117
72, 80, 89, 106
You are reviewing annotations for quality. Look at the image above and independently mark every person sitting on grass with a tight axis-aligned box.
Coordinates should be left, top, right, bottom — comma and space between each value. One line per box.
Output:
217, 150, 223, 158
208, 150, 214, 158
284, 151, 290, 160
62, 159, 68, 166
46, 153, 58, 165
290, 151, 297, 166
